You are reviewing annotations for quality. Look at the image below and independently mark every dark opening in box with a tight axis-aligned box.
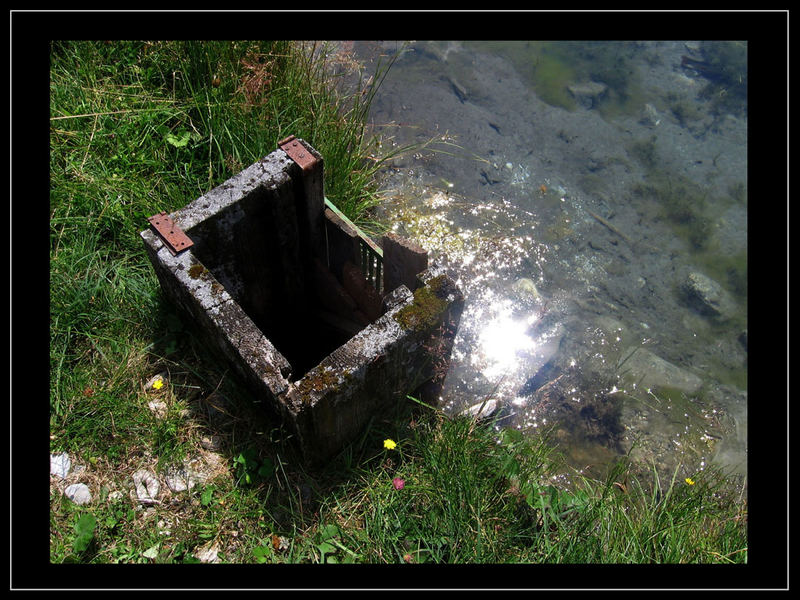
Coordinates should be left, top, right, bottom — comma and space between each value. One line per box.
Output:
186, 183, 382, 380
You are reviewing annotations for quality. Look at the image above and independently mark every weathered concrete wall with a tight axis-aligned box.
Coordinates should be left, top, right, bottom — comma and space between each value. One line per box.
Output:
140, 236, 293, 402
382, 232, 428, 293
141, 151, 305, 378
141, 140, 463, 465
285, 265, 464, 464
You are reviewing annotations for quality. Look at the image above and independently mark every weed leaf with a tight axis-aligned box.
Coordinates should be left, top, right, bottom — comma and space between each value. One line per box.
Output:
72, 513, 96, 554
165, 131, 191, 148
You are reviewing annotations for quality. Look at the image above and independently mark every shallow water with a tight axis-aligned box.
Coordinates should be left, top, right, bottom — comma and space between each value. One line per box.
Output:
342, 41, 747, 483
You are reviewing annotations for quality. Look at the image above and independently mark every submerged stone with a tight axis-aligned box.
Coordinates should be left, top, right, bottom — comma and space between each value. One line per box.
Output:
683, 271, 739, 321
618, 346, 703, 394
567, 81, 608, 109
510, 277, 542, 303
639, 103, 661, 127
459, 398, 499, 421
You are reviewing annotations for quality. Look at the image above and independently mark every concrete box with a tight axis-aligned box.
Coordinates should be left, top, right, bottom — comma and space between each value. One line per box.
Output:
141, 138, 463, 464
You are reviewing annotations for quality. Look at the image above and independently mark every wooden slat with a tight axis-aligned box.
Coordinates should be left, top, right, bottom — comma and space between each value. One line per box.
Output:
325, 197, 383, 293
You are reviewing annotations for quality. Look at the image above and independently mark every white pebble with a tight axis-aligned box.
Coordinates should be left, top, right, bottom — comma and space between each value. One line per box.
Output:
64, 483, 92, 505
133, 469, 160, 504
50, 453, 71, 479
194, 541, 221, 563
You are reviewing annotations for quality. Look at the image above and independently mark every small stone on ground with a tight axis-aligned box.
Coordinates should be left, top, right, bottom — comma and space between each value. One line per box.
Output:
64, 483, 92, 505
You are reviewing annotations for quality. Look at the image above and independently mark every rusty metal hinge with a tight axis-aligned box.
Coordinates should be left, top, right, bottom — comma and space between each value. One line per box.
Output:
278, 135, 318, 172
148, 211, 193, 255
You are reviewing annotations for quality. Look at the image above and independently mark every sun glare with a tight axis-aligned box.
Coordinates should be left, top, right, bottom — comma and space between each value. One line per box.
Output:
476, 308, 538, 379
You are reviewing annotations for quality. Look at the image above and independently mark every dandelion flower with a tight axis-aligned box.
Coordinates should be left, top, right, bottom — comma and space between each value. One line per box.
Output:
685, 477, 696, 486
152, 378, 164, 390
383, 439, 397, 450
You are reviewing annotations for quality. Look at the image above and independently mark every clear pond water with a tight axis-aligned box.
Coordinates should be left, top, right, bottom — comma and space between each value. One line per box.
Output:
339, 41, 747, 484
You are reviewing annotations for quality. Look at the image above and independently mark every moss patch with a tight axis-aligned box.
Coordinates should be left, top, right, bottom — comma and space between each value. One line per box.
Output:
294, 367, 344, 400
188, 263, 207, 279
393, 275, 451, 332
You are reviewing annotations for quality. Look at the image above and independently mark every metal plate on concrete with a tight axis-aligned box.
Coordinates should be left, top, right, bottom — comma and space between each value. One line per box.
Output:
148, 211, 194, 255
278, 135, 318, 172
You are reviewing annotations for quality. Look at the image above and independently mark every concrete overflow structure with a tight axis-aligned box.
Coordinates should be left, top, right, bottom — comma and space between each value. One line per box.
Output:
141, 138, 463, 464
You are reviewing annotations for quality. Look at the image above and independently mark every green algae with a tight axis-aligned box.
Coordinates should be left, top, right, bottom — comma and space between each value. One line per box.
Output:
697, 41, 748, 118
693, 249, 747, 302
631, 170, 714, 252
469, 41, 648, 118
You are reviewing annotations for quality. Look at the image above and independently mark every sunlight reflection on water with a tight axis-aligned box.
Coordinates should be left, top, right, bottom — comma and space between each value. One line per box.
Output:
380, 181, 737, 483
474, 302, 539, 380
383, 184, 563, 412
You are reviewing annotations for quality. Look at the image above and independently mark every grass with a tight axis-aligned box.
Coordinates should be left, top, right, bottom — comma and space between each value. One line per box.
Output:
50, 392, 748, 565
48, 40, 747, 568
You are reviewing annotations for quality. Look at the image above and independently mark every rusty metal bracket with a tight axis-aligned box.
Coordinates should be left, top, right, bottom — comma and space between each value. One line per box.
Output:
278, 135, 318, 172
148, 211, 193, 255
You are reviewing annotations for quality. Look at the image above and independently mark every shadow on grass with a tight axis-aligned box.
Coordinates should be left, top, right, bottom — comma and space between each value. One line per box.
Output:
147, 295, 432, 537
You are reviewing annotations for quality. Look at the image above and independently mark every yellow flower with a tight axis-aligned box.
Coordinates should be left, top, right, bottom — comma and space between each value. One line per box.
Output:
383, 439, 397, 450
152, 378, 164, 390
685, 477, 696, 486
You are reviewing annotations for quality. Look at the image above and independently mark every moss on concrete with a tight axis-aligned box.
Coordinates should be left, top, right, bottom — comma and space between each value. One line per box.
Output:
393, 275, 450, 331
188, 263, 208, 279
293, 366, 345, 402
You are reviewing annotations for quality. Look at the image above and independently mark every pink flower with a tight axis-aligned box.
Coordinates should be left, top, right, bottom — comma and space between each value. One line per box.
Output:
392, 477, 405, 490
